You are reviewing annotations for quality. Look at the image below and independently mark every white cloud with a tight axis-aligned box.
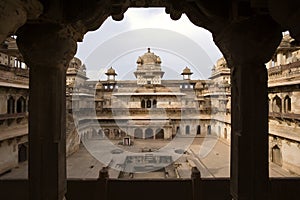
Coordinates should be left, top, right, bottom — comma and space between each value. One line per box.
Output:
76, 8, 223, 80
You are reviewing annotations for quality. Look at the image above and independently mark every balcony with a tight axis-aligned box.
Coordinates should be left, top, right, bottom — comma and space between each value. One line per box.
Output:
0, 113, 27, 120
269, 112, 300, 121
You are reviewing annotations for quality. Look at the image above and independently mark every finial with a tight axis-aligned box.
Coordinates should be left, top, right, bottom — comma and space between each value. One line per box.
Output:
147, 47, 150, 53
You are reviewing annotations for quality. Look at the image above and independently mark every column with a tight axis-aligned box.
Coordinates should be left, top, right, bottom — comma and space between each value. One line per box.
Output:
213, 15, 282, 200
17, 23, 77, 200
230, 63, 269, 200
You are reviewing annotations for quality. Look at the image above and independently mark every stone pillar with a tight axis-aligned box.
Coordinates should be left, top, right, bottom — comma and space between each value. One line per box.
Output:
213, 15, 282, 200
231, 63, 269, 200
17, 23, 77, 200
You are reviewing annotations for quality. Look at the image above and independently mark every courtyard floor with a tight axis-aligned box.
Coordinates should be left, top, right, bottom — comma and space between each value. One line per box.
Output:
0, 136, 297, 179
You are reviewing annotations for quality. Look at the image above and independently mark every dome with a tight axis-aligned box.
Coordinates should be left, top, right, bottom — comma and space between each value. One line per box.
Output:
181, 67, 193, 75
195, 82, 202, 89
105, 67, 117, 75
68, 57, 82, 69
95, 82, 103, 89
136, 48, 162, 65
216, 57, 227, 68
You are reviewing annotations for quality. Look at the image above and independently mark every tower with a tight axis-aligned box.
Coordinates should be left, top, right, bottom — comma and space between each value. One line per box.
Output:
181, 67, 193, 80
134, 48, 164, 85
105, 66, 117, 81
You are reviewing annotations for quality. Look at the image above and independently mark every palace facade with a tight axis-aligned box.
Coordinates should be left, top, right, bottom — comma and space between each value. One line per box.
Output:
70, 48, 230, 143
266, 34, 300, 175
0, 35, 299, 176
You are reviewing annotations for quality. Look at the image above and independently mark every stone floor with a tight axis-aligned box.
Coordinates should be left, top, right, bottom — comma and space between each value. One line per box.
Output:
0, 136, 297, 179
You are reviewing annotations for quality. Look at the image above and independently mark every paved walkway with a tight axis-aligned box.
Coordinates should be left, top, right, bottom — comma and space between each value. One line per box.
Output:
0, 137, 297, 179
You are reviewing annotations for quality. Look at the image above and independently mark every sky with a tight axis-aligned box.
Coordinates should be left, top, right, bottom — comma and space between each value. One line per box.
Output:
75, 8, 223, 80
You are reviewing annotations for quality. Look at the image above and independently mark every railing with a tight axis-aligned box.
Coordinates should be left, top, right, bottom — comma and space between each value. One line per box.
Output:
268, 61, 300, 80
269, 112, 300, 120
1, 176, 300, 200
0, 113, 27, 120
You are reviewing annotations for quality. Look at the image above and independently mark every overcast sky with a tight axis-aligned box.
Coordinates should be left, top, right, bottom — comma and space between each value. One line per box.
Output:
75, 8, 223, 80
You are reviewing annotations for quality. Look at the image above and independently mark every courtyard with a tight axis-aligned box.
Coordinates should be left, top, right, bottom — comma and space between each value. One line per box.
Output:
0, 136, 296, 180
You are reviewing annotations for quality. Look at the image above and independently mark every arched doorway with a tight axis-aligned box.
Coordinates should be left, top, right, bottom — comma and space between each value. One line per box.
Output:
145, 128, 153, 139
17, 96, 26, 113
155, 128, 164, 139
197, 125, 201, 135
153, 99, 157, 108
98, 129, 103, 138
104, 129, 110, 138
141, 99, 145, 108
176, 126, 180, 135
185, 125, 190, 135
207, 125, 211, 135
284, 95, 291, 113
146, 99, 151, 108
18, 143, 28, 163
272, 95, 282, 113
7, 96, 15, 114
272, 145, 282, 166
134, 128, 143, 139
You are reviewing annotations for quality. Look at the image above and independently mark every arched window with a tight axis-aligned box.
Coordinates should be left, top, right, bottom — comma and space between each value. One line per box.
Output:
284, 95, 291, 113
146, 99, 151, 108
272, 95, 282, 113
153, 99, 157, 108
185, 125, 190, 135
17, 96, 26, 113
7, 96, 15, 114
141, 99, 145, 108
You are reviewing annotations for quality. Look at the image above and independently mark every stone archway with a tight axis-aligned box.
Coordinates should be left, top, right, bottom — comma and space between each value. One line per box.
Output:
197, 125, 201, 135
155, 128, 164, 139
7, 96, 15, 114
146, 99, 151, 108
207, 125, 211, 135
134, 128, 143, 139
141, 99, 145, 108
5, 1, 291, 199
176, 126, 180, 135
185, 125, 190, 135
284, 95, 291, 113
145, 128, 154, 139
18, 143, 28, 163
17, 96, 26, 113
273, 95, 282, 113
